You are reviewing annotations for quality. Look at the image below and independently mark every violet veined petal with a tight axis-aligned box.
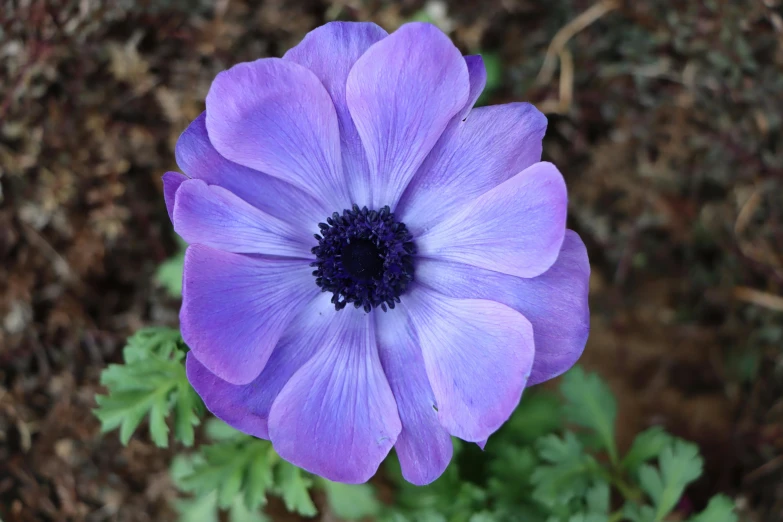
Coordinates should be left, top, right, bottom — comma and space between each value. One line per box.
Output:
346, 22, 469, 210
269, 308, 401, 484
172, 179, 313, 258
180, 245, 318, 385
175, 113, 327, 229
162, 171, 187, 221
404, 286, 535, 442
417, 230, 591, 386
416, 161, 567, 279
457, 55, 487, 120
206, 58, 349, 209
184, 295, 337, 439
398, 103, 547, 234
376, 309, 453, 485
284, 22, 388, 208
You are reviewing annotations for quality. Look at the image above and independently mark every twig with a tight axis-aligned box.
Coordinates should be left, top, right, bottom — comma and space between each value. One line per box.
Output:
733, 286, 783, 312
535, 0, 620, 87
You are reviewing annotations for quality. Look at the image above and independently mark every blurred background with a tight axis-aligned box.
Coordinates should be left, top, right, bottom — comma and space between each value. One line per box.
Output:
1, 0, 781, 520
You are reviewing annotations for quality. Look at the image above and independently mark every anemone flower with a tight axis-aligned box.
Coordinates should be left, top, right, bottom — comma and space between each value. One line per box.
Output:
162, 21, 590, 485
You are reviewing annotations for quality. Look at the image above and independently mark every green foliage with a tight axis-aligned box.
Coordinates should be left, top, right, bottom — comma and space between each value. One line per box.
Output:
173, 419, 317, 518
156, 237, 186, 297
382, 366, 736, 522
560, 366, 619, 463
93, 328, 202, 447
97, 329, 736, 522
321, 479, 381, 520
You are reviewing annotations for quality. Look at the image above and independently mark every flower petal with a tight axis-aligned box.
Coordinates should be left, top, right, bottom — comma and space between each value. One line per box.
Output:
376, 310, 453, 485
206, 58, 348, 209
184, 295, 336, 439
416, 230, 590, 386
404, 286, 535, 441
346, 22, 469, 210
175, 113, 326, 229
284, 22, 388, 208
180, 245, 318, 385
172, 179, 313, 258
398, 103, 547, 234
269, 308, 401, 483
457, 55, 487, 120
416, 161, 567, 279
162, 172, 187, 221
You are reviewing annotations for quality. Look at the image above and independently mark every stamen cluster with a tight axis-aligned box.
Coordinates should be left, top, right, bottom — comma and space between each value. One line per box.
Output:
311, 205, 415, 312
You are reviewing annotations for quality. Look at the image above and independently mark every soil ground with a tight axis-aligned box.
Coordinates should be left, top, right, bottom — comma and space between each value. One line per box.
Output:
1, 1, 782, 521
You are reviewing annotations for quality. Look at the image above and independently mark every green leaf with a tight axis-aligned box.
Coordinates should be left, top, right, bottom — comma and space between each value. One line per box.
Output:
276, 462, 317, 517
531, 433, 599, 509
585, 482, 610, 515
176, 429, 272, 510
559, 367, 619, 464
94, 328, 201, 447
687, 495, 737, 522
637, 440, 703, 522
622, 503, 656, 522
622, 427, 674, 472
567, 514, 609, 522
321, 480, 381, 520
476, 52, 503, 106
156, 250, 185, 297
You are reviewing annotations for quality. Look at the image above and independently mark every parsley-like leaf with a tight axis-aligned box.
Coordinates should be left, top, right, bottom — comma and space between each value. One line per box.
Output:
275, 461, 317, 517
622, 426, 674, 472
637, 440, 703, 521
531, 433, 600, 508
321, 479, 381, 520
560, 367, 618, 464
687, 495, 737, 522
94, 328, 202, 447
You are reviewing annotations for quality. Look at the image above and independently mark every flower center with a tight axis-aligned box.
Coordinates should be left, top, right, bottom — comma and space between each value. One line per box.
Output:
311, 205, 415, 312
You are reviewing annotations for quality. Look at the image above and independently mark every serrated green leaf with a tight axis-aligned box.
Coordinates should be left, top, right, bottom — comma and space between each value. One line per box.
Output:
622, 427, 674, 472
174, 491, 220, 522
622, 503, 656, 522
687, 495, 736, 522
322, 480, 381, 520
156, 250, 185, 297
560, 367, 618, 464
585, 482, 610, 515
276, 462, 317, 517
93, 328, 201, 448
468, 512, 498, 522
229, 497, 269, 522
568, 514, 609, 522
531, 433, 599, 508
637, 440, 703, 522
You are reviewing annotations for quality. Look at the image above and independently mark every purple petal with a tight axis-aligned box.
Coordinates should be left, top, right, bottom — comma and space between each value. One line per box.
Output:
417, 161, 567, 279
175, 113, 326, 229
186, 353, 271, 439
162, 172, 187, 221
398, 103, 547, 234
172, 179, 313, 257
284, 22, 388, 208
184, 295, 337, 439
206, 58, 348, 209
457, 55, 487, 120
269, 308, 401, 483
376, 309, 453, 485
477, 439, 488, 450
404, 287, 535, 441
415, 230, 590, 385
180, 245, 318, 385
346, 22, 469, 210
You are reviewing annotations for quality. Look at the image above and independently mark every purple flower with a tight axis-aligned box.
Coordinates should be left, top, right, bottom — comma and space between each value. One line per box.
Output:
163, 21, 590, 485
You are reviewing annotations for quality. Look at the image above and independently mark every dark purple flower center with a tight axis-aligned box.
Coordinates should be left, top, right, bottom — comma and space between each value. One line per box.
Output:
311, 205, 415, 312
